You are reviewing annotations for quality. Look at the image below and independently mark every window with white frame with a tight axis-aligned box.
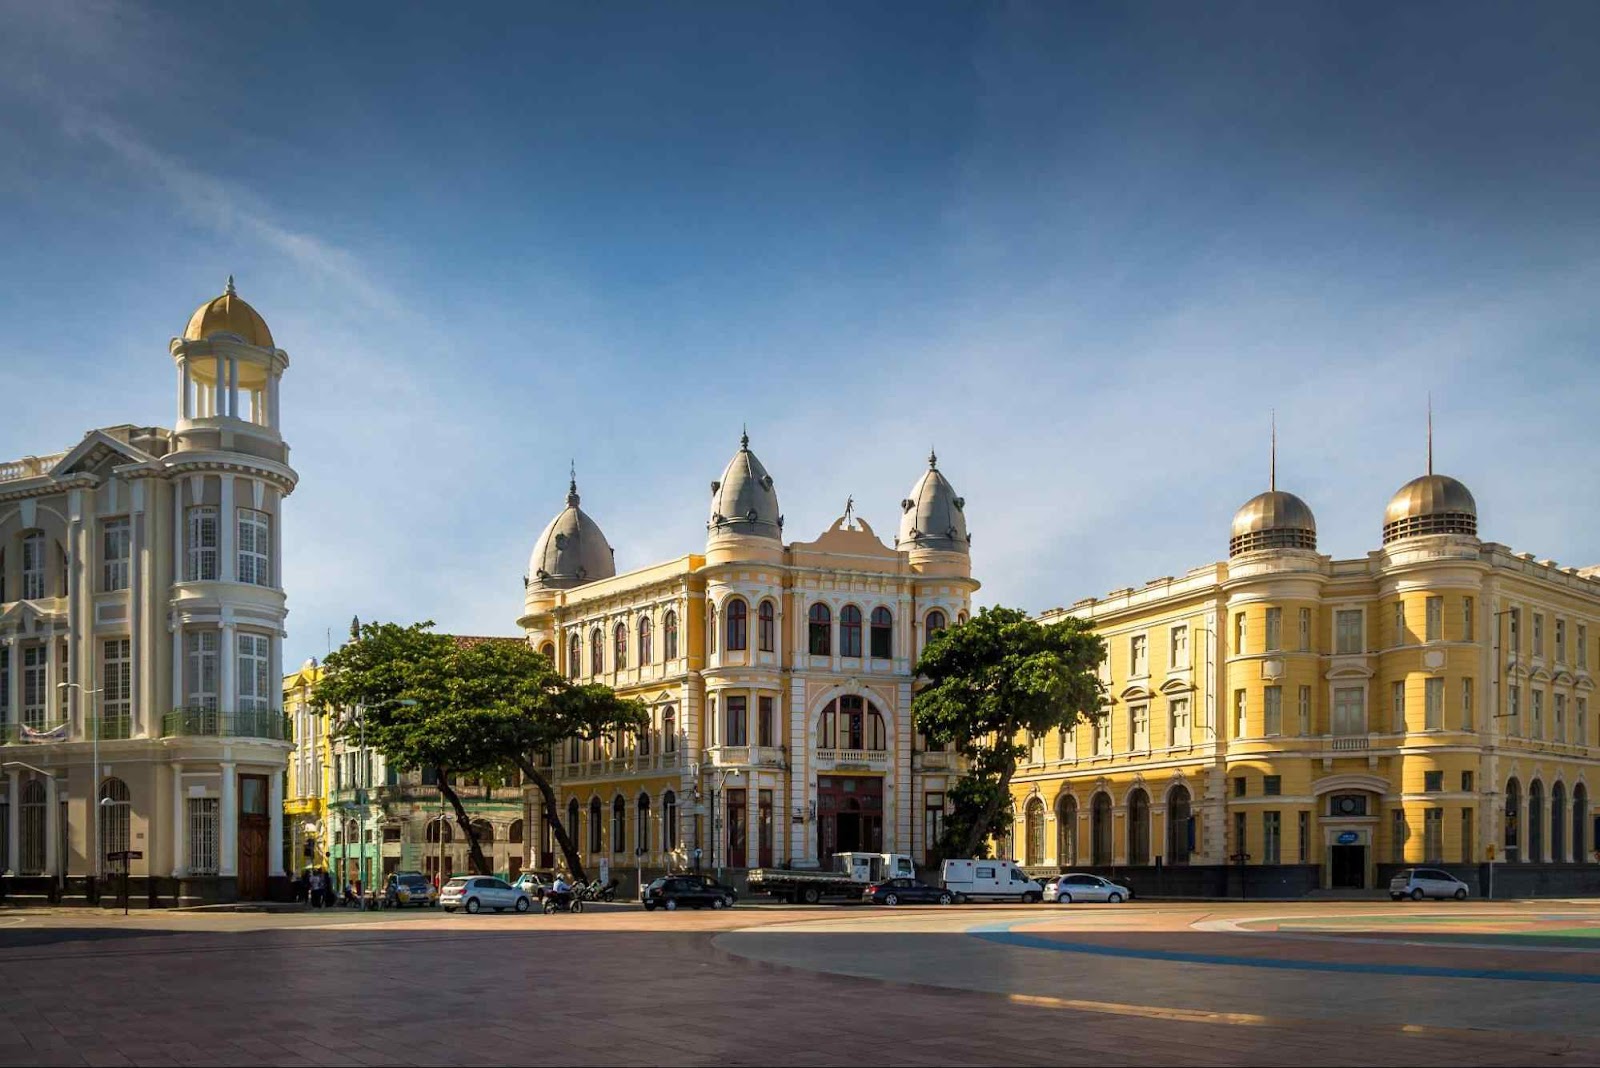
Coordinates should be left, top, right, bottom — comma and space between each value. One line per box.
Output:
1332, 687, 1365, 736
1393, 601, 1407, 646
1579, 697, 1589, 747
1130, 704, 1149, 751
1093, 710, 1111, 757
1392, 680, 1406, 732
186, 631, 219, 710
1554, 693, 1567, 743
1426, 596, 1442, 642
1233, 689, 1246, 739
102, 518, 130, 592
1533, 613, 1545, 656
1335, 610, 1362, 655
1461, 677, 1474, 730
1298, 607, 1312, 651
1424, 808, 1443, 863
1580, 625, 1590, 670
186, 507, 218, 581
1233, 613, 1246, 655
1265, 608, 1282, 652
1263, 686, 1282, 736
21, 646, 46, 727
1509, 608, 1520, 651
1170, 697, 1191, 747
1508, 684, 1521, 735
1298, 685, 1311, 735
238, 633, 271, 714
187, 796, 219, 875
21, 532, 45, 600
237, 509, 270, 586
1425, 677, 1443, 730
1463, 597, 1474, 641
1169, 625, 1189, 669
1556, 619, 1567, 663
1130, 634, 1148, 677
102, 638, 131, 731
1532, 689, 1544, 739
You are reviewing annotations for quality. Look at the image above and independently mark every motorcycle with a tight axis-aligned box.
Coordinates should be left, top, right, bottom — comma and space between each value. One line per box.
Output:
542, 889, 583, 914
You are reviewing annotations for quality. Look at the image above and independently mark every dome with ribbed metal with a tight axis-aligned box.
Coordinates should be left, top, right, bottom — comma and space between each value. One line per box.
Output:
897, 449, 969, 553
1383, 474, 1477, 544
1229, 490, 1317, 556
708, 430, 782, 540
184, 276, 274, 348
527, 476, 616, 591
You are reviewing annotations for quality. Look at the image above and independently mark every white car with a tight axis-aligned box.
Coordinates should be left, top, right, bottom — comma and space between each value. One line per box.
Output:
1389, 868, 1469, 901
439, 876, 533, 914
1042, 873, 1131, 904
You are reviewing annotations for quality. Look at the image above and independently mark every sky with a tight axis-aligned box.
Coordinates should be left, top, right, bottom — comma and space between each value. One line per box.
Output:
2, 1, 1598, 668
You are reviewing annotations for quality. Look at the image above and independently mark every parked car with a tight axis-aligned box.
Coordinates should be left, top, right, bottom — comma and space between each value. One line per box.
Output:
383, 871, 438, 908
940, 858, 1044, 903
862, 877, 954, 906
641, 875, 739, 911
1389, 868, 1470, 901
1042, 873, 1131, 904
514, 872, 554, 900
439, 876, 533, 914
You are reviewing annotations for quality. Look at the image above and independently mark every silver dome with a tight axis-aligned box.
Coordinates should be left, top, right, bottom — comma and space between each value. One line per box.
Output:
1382, 474, 1477, 544
1229, 490, 1317, 556
708, 431, 782, 540
527, 477, 616, 591
897, 450, 969, 553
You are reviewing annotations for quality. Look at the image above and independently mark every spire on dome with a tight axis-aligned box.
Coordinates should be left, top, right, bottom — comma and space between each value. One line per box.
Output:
225, 274, 237, 296
928, 447, 938, 470
1427, 394, 1434, 476
1270, 410, 1276, 492
567, 459, 579, 506
740, 424, 750, 450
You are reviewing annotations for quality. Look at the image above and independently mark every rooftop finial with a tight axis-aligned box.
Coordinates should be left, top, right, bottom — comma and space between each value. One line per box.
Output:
843, 494, 855, 528
567, 459, 579, 506
928, 446, 938, 470
1269, 410, 1276, 492
225, 274, 236, 296
1426, 394, 1434, 476
740, 424, 749, 450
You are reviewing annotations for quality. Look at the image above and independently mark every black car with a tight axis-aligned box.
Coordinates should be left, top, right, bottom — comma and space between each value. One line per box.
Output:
641, 875, 739, 911
862, 877, 954, 906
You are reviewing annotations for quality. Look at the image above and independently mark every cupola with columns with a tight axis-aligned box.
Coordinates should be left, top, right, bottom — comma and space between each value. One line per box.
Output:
169, 277, 289, 459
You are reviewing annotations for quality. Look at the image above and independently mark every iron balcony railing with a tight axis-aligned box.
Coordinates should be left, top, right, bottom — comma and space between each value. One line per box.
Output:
0, 719, 70, 744
162, 707, 289, 740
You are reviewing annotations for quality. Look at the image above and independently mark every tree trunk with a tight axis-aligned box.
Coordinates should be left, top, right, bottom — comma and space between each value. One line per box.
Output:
515, 756, 588, 883
960, 755, 1018, 860
435, 767, 491, 876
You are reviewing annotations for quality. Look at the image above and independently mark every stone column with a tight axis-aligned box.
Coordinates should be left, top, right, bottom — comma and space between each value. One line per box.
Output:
219, 762, 237, 877
170, 622, 185, 714
171, 762, 186, 878
44, 636, 59, 725
177, 360, 190, 421
6, 641, 18, 731
43, 776, 58, 879
219, 476, 235, 583
219, 623, 236, 722
268, 771, 285, 877
6, 770, 18, 875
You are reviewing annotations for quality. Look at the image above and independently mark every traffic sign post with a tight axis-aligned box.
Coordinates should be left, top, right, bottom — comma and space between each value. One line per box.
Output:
1486, 842, 1496, 900
107, 850, 142, 915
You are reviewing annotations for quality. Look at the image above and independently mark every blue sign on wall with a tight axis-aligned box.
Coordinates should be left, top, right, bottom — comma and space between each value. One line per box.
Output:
1337, 831, 1360, 845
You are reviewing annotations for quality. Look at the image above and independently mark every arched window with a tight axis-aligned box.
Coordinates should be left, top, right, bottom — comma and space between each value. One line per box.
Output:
1166, 785, 1193, 864
614, 623, 628, 670
1574, 784, 1589, 863
663, 790, 679, 852
1552, 782, 1567, 862
590, 628, 604, 675
957, 611, 967, 625
868, 708, 887, 751
662, 706, 677, 752
1504, 778, 1520, 861
508, 819, 524, 844
612, 795, 627, 854
808, 603, 832, 656
819, 701, 836, 749
870, 607, 893, 659
1127, 789, 1151, 865
638, 792, 652, 855
567, 633, 581, 680
925, 609, 947, 649
539, 641, 554, 662
1024, 798, 1045, 867
840, 606, 863, 657
726, 598, 748, 651
426, 817, 452, 844
1056, 795, 1078, 866
664, 611, 679, 660
567, 798, 580, 856
638, 711, 652, 757
758, 600, 776, 652
99, 777, 131, 860
817, 695, 887, 752
1530, 779, 1545, 862
638, 616, 652, 666
588, 797, 603, 854
1091, 792, 1112, 866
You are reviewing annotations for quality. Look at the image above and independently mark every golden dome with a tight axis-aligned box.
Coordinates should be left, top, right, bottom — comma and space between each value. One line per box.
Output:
1382, 474, 1477, 544
183, 277, 274, 348
1229, 490, 1317, 557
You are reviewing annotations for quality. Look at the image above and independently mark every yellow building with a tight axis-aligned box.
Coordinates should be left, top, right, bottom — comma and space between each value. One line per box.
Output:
518, 439, 977, 881
1013, 445, 1600, 894
282, 660, 330, 874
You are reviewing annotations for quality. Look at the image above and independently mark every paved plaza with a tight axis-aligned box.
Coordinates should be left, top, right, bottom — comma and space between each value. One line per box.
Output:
3, 900, 1600, 1066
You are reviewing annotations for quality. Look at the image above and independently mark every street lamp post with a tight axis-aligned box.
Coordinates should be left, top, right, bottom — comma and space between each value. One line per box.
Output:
339, 697, 415, 906
57, 683, 104, 881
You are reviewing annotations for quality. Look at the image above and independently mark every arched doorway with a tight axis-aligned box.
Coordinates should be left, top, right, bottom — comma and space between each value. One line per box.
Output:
1552, 783, 1567, 862
1504, 778, 1520, 862
98, 778, 131, 866
1127, 789, 1151, 865
1529, 780, 1545, 862
1090, 793, 1112, 866
1024, 798, 1045, 867
1056, 795, 1077, 866
20, 780, 46, 876
1574, 784, 1589, 863
1166, 785, 1192, 864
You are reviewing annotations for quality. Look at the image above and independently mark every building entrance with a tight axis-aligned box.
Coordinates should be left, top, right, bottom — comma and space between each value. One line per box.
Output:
817, 776, 883, 861
1330, 845, 1365, 889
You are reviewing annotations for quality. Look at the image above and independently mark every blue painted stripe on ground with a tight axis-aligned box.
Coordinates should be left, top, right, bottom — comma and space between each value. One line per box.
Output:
966, 921, 1600, 984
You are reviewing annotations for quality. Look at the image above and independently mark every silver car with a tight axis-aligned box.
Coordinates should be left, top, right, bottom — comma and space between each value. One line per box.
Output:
439, 876, 533, 914
1042, 873, 1131, 904
1389, 868, 1469, 901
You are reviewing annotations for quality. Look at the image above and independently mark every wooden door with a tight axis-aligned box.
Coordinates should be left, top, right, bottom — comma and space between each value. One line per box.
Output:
237, 775, 269, 900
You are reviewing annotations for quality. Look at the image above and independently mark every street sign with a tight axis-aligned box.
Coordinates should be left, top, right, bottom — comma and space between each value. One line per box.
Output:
1336, 831, 1359, 845
106, 850, 143, 861
1486, 843, 1496, 861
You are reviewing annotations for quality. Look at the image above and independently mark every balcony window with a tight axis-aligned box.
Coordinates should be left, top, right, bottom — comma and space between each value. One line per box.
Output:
20, 532, 45, 600
1130, 703, 1149, 751
238, 633, 271, 714
726, 599, 748, 652
102, 638, 131, 734
1170, 697, 1191, 747
1298, 685, 1311, 735
1263, 686, 1282, 736
185, 507, 218, 582
102, 518, 130, 592
870, 607, 892, 659
1424, 678, 1443, 730
1426, 596, 1442, 642
1333, 687, 1364, 736
1265, 608, 1282, 652
638, 616, 652, 666
725, 695, 747, 746
840, 606, 863, 658
808, 603, 832, 656
590, 628, 603, 676
758, 696, 774, 748
1298, 608, 1312, 652
758, 600, 776, 652
185, 631, 219, 711
664, 611, 679, 660
1130, 634, 1148, 676
1335, 610, 1363, 655
21, 647, 45, 728
237, 509, 270, 586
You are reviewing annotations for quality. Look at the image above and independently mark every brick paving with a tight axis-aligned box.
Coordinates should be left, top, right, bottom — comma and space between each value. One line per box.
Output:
0, 903, 1596, 1065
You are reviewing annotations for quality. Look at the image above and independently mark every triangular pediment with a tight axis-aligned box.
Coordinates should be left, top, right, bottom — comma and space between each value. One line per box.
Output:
49, 431, 155, 479
0, 600, 46, 632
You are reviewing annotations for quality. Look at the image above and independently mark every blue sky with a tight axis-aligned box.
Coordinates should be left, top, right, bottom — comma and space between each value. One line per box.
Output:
2, 2, 1598, 667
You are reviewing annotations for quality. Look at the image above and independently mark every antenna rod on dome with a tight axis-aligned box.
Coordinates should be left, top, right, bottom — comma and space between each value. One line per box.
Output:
1427, 394, 1434, 476
741, 424, 749, 449
225, 274, 236, 296
1269, 410, 1276, 492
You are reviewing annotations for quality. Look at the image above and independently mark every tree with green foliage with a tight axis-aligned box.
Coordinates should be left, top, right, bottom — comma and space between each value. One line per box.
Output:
913, 606, 1105, 861
314, 621, 646, 882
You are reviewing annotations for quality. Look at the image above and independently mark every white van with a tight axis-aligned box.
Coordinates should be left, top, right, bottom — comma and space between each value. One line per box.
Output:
940, 858, 1044, 903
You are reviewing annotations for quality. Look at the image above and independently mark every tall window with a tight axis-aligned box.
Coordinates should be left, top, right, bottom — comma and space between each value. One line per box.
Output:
21, 647, 45, 728
1094, 710, 1111, 756
1580, 625, 1589, 669
808, 603, 832, 655
637, 793, 652, 855
638, 616, 652, 666
1556, 619, 1568, 663
758, 696, 774, 747
1333, 686, 1364, 735
102, 638, 131, 735
185, 507, 218, 582
186, 631, 219, 710
567, 633, 581, 679
20, 533, 45, 600
1462, 808, 1474, 864
1130, 634, 1148, 676
925, 793, 946, 865
663, 611, 679, 659
238, 633, 270, 714
725, 695, 747, 746
1532, 689, 1544, 739
1425, 596, 1442, 642
1393, 601, 1407, 646
1170, 697, 1191, 747
925, 609, 947, 649
1554, 693, 1567, 743
99, 778, 131, 859
102, 518, 130, 592
1263, 686, 1282, 736
726, 599, 748, 651
237, 509, 270, 586
1233, 613, 1246, 655
1232, 689, 1246, 739
662, 706, 676, 752
870, 607, 892, 659
1463, 596, 1474, 641
758, 600, 776, 652
1392, 809, 1407, 863
1579, 697, 1589, 748
1392, 681, 1407, 732
840, 606, 863, 657
1462, 677, 1474, 730
1170, 625, 1189, 668
614, 623, 628, 669
1265, 608, 1282, 652
1335, 610, 1362, 654
1509, 608, 1521, 651
1534, 613, 1545, 656
1263, 811, 1281, 865
663, 790, 678, 852
1298, 607, 1312, 651
612, 796, 626, 854
1298, 685, 1311, 735
1424, 809, 1443, 863
590, 627, 603, 675
588, 798, 602, 854
1130, 703, 1149, 751
1508, 684, 1521, 735
188, 797, 219, 875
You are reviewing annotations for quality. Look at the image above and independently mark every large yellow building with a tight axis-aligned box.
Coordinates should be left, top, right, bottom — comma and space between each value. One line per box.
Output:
518, 439, 977, 882
282, 660, 330, 874
1013, 447, 1600, 893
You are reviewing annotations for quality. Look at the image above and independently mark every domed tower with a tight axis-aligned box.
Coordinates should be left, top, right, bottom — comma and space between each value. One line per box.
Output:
519, 470, 617, 657
896, 449, 971, 577
171, 276, 287, 456
1383, 409, 1477, 545
1229, 422, 1317, 557
706, 430, 784, 564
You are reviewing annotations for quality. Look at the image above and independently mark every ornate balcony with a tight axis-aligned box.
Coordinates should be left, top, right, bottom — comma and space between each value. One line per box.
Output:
161, 707, 288, 740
